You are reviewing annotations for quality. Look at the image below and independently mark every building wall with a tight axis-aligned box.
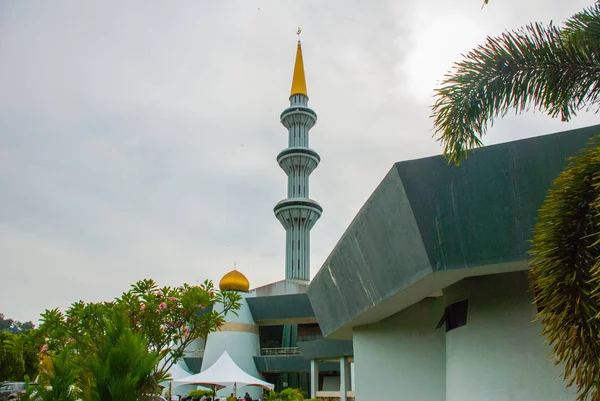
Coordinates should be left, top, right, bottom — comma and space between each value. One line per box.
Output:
353, 297, 446, 401
444, 271, 576, 401
202, 296, 263, 400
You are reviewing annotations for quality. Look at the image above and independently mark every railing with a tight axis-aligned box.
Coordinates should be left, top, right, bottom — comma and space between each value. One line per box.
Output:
183, 349, 205, 358
260, 347, 301, 356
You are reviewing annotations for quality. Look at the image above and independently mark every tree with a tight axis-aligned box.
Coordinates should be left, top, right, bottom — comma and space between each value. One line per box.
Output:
0, 312, 36, 333
0, 331, 25, 381
39, 278, 241, 380
6, 329, 44, 380
432, 4, 600, 163
431, 3, 600, 400
82, 311, 162, 401
21, 349, 80, 401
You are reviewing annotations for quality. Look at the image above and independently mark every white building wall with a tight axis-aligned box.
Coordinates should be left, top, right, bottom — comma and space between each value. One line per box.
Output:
353, 297, 446, 401
444, 271, 577, 401
202, 295, 263, 400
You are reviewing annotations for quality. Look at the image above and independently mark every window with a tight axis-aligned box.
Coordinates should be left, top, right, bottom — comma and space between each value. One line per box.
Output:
437, 299, 468, 332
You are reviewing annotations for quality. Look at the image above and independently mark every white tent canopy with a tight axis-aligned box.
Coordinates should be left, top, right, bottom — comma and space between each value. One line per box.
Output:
168, 362, 192, 381
174, 350, 274, 390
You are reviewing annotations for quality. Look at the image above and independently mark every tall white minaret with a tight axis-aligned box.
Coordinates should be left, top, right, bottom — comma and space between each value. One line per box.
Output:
274, 39, 322, 281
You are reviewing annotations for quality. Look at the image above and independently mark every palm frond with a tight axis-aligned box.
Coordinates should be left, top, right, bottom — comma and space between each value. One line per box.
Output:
432, 4, 600, 163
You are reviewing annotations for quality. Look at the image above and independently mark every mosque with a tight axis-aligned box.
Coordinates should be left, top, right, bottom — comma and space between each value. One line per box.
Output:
180, 39, 345, 400
180, 38, 600, 401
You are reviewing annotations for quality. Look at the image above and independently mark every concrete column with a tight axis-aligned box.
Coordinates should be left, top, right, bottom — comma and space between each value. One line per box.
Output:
340, 356, 351, 401
310, 359, 319, 399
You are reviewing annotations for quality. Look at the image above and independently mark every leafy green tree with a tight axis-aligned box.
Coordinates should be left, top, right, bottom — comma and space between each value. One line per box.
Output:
431, 3, 600, 399
0, 331, 25, 381
39, 278, 241, 380
7, 329, 45, 380
0, 313, 35, 333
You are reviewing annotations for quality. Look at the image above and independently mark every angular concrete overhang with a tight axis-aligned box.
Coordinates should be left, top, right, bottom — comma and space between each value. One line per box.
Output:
297, 339, 353, 360
247, 293, 316, 325
308, 125, 600, 339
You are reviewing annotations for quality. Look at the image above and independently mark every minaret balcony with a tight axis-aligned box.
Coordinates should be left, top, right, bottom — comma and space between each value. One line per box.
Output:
277, 147, 320, 175
280, 107, 317, 129
274, 199, 322, 230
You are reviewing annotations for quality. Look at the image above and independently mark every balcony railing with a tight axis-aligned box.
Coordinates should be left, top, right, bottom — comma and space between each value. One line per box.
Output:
183, 349, 205, 358
260, 347, 301, 356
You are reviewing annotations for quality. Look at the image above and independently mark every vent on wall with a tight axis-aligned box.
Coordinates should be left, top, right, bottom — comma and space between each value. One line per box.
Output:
437, 299, 469, 332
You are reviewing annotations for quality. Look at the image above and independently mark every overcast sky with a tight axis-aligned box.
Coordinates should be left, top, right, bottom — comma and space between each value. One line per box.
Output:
1, 0, 597, 323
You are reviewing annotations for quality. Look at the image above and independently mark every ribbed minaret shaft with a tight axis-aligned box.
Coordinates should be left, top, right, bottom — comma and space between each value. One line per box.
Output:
274, 42, 322, 282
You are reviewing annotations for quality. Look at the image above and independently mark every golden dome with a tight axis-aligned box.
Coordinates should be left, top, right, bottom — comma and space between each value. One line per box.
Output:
219, 269, 250, 292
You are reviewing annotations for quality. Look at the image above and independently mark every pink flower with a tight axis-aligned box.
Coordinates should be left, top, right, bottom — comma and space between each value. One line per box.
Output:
158, 302, 167, 311
156, 291, 163, 296
200, 305, 206, 310
140, 304, 146, 311
169, 297, 179, 302
40, 344, 49, 353
66, 338, 74, 344
182, 327, 189, 334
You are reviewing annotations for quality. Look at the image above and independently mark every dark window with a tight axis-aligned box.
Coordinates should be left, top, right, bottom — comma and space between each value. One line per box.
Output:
437, 299, 468, 332
259, 325, 284, 349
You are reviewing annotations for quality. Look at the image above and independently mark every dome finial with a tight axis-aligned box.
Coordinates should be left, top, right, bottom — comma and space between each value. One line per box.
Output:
290, 29, 308, 97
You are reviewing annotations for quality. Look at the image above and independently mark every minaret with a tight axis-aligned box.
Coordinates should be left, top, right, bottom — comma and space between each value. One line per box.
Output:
274, 38, 322, 281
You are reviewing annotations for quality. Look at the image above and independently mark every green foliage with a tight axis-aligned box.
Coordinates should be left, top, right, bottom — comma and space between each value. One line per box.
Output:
82, 311, 162, 401
38, 278, 241, 379
21, 349, 80, 401
0, 331, 25, 381
278, 388, 305, 401
263, 388, 305, 401
7, 329, 45, 380
431, 4, 600, 164
188, 389, 215, 397
0, 312, 35, 333
530, 135, 600, 400
263, 390, 279, 401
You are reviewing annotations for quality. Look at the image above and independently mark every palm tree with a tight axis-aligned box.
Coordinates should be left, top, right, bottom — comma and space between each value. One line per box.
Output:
83, 311, 164, 401
431, 3, 600, 400
21, 349, 80, 401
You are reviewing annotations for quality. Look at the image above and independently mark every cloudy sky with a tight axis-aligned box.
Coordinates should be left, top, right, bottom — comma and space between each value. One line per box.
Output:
1, 0, 597, 323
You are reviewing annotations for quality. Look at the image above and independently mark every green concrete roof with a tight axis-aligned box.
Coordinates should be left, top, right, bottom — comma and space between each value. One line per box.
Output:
297, 339, 353, 360
308, 125, 600, 338
247, 293, 316, 325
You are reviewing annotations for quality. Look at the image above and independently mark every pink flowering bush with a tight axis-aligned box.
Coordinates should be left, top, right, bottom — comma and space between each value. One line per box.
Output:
38, 278, 241, 384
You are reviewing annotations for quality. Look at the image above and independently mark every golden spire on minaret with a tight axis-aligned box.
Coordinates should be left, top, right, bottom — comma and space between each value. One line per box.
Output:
290, 28, 308, 97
